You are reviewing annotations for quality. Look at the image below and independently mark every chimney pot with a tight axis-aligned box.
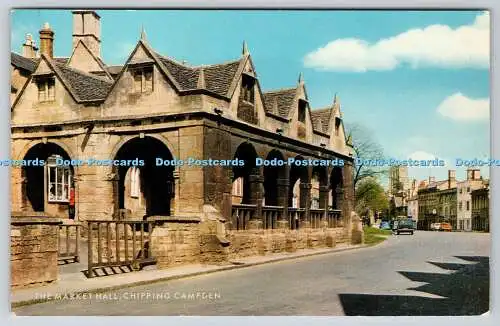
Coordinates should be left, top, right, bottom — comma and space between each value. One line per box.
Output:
39, 22, 54, 58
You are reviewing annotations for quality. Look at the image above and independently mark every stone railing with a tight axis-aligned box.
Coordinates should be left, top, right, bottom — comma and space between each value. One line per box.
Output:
262, 205, 283, 229
231, 204, 256, 230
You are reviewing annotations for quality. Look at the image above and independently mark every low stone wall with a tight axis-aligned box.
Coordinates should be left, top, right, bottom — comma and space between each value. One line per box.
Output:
226, 227, 347, 260
10, 215, 62, 289
149, 216, 201, 268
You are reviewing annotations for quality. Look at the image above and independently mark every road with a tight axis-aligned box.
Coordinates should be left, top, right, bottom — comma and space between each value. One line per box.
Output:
14, 231, 490, 316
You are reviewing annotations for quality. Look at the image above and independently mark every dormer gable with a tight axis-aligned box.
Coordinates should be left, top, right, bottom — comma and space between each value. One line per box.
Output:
12, 54, 113, 110
67, 40, 113, 81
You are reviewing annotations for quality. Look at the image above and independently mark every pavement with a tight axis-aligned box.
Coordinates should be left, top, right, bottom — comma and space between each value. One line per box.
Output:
11, 242, 365, 307
12, 231, 490, 316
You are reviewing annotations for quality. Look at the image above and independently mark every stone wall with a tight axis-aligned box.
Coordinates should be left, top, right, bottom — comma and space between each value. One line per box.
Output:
149, 217, 201, 268
10, 215, 61, 289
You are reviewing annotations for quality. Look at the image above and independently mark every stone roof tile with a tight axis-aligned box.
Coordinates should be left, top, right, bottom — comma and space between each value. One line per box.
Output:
262, 88, 297, 118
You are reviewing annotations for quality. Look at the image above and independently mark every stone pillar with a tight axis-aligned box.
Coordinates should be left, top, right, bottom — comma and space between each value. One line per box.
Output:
342, 162, 355, 233
299, 182, 312, 228
10, 167, 24, 212
319, 184, 330, 227
276, 164, 290, 229
248, 168, 264, 229
172, 169, 180, 215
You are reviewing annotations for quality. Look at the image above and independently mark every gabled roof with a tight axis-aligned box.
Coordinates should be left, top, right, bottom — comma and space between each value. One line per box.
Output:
262, 87, 297, 119
310, 107, 332, 133
11, 52, 38, 73
155, 53, 241, 97
53, 61, 113, 101
68, 40, 113, 80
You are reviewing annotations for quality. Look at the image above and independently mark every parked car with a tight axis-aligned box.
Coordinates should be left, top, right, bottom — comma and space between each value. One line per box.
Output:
396, 219, 414, 235
440, 222, 452, 232
430, 223, 441, 231
379, 221, 391, 230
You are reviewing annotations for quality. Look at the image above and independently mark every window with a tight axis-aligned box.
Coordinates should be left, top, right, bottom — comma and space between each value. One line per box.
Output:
232, 177, 243, 197
47, 155, 71, 202
467, 187, 471, 193
241, 74, 255, 103
37, 77, 55, 102
466, 201, 470, 211
459, 201, 462, 211
335, 117, 341, 136
459, 188, 463, 194
130, 167, 140, 198
298, 99, 307, 123
132, 66, 153, 93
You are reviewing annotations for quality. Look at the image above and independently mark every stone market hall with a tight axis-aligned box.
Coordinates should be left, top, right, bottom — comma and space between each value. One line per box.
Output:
10, 10, 355, 234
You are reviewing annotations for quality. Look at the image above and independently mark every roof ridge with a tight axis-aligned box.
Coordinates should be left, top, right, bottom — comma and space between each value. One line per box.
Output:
156, 51, 241, 70
56, 63, 113, 84
311, 107, 332, 113
195, 58, 242, 69
155, 52, 195, 70
263, 86, 297, 94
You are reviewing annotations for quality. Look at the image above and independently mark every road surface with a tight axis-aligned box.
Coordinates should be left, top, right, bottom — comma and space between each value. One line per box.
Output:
13, 231, 490, 316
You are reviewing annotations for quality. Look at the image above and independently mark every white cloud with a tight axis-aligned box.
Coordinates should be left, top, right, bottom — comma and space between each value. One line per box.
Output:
437, 93, 489, 121
408, 151, 440, 161
304, 11, 489, 72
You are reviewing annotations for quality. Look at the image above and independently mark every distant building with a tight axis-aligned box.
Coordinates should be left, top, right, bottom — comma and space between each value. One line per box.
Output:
417, 171, 457, 230
471, 182, 489, 232
389, 166, 409, 216
456, 169, 483, 231
406, 179, 419, 222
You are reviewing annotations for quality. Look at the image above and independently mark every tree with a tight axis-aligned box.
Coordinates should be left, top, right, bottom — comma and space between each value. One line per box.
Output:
345, 122, 388, 192
355, 177, 389, 219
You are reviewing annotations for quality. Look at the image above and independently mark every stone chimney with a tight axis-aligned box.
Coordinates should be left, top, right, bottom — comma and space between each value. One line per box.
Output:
448, 170, 456, 189
466, 169, 481, 180
22, 33, 38, 58
72, 10, 101, 58
473, 169, 480, 180
39, 23, 54, 58
429, 176, 435, 184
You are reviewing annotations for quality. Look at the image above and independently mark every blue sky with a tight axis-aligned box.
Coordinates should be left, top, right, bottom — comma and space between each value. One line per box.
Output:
11, 10, 490, 184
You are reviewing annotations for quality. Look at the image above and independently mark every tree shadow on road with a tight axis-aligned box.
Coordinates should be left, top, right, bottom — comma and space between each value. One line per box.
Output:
338, 256, 489, 316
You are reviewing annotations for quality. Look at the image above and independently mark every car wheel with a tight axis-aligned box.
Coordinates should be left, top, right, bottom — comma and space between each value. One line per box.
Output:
411, 231, 414, 235
397, 231, 400, 235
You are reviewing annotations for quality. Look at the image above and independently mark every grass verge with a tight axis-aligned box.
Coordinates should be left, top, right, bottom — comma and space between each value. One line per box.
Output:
363, 226, 391, 246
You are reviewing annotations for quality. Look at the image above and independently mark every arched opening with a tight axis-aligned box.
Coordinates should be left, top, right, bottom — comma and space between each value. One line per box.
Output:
330, 166, 343, 210
263, 150, 286, 206
21, 143, 74, 216
232, 142, 258, 204
113, 136, 174, 218
288, 155, 308, 208
311, 166, 328, 209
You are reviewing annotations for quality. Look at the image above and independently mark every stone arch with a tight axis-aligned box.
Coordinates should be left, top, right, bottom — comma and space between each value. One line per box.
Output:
311, 165, 328, 209
232, 141, 259, 205
288, 155, 309, 208
15, 138, 76, 162
263, 149, 286, 206
112, 135, 175, 218
109, 133, 177, 162
330, 166, 343, 210
20, 142, 74, 215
